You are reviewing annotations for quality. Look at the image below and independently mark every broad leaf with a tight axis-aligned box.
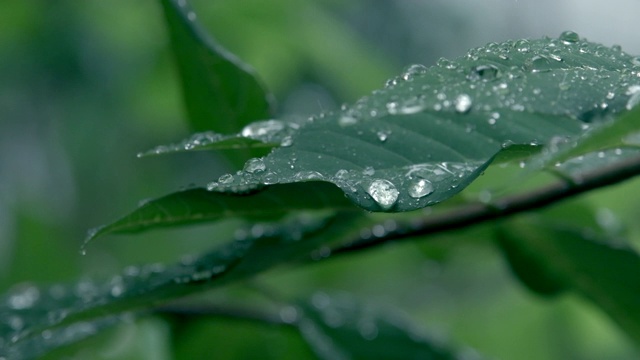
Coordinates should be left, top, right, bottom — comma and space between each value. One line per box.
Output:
161, 0, 274, 133
497, 216, 640, 343
197, 33, 640, 212
1, 213, 368, 358
298, 292, 470, 360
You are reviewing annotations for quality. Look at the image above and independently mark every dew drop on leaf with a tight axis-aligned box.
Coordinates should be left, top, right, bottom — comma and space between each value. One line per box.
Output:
467, 64, 500, 81
218, 174, 234, 184
244, 158, 266, 173
241, 120, 285, 139
366, 179, 399, 210
263, 172, 279, 185
362, 166, 375, 176
408, 178, 434, 199
559, 30, 580, 44
455, 94, 472, 113
338, 115, 358, 127
401, 64, 428, 80
626, 85, 640, 110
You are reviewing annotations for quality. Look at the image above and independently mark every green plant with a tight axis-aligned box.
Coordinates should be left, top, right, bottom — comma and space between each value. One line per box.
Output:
3, 0, 640, 359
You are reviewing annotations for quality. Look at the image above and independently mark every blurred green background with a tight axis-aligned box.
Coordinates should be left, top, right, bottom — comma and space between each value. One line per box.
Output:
1, 0, 640, 358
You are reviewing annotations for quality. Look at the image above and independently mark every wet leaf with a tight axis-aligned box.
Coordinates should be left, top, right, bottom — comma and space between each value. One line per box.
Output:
197, 34, 640, 212
86, 182, 355, 241
497, 216, 640, 343
297, 292, 475, 360
161, 0, 274, 133
1, 213, 367, 359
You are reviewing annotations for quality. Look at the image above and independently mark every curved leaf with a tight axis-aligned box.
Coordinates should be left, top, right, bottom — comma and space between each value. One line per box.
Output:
201, 34, 640, 212
161, 0, 274, 133
497, 216, 640, 343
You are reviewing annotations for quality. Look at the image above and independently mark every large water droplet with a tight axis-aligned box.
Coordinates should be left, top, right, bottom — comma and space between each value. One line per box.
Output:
559, 30, 580, 44
241, 120, 285, 139
401, 64, 428, 80
244, 158, 266, 173
263, 172, 279, 185
408, 178, 434, 198
455, 94, 472, 113
467, 64, 500, 81
526, 55, 552, 73
366, 179, 399, 210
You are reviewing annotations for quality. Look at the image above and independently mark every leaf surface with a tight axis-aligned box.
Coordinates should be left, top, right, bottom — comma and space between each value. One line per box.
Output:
200, 34, 640, 212
161, 0, 274, 133
497, 216, 640, 343
298, 292, 467, 360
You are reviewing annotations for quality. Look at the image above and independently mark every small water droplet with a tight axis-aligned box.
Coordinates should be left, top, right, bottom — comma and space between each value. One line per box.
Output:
377, 130, 391, 142
244, 158, 266, 173
263, 172, 279, 185
362, 166, 375, 176
338, 115, 358, 127
559, 31, 580, 44
467, 64, 500, 81
514, 39, 531, 53
280, 136, 293, 147
526, 55, 552, 73
455, 94, 472, 113
367, 179, 399, 210
218, 174, 234, 184
632, 57, 640, 67
408, 179, 434, 198
294, 171, 324, 181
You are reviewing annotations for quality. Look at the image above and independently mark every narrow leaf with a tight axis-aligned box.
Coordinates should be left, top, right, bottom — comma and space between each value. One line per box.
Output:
86, 182, 355, 241
160, 0, 274, 133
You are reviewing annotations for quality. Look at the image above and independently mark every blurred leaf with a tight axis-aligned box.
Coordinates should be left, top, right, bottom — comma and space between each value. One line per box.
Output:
497, 216, 640, 343
160, 0, 274, 133
1, 213, 368, 358
86, 182, 356, 242
198, 35, 639, 212
297, 292, 473, 360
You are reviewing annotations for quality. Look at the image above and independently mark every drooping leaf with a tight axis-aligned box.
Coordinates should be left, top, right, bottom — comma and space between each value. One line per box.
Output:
297, 292, 473, 360
196, 33, 640, 212
497, 216, 640, 343
86, 182, 355, 241
1, 213, 368, 357
160, 0, 274, 133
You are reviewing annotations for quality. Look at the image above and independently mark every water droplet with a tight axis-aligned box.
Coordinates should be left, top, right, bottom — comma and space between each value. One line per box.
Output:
632, 57, 640, 67
455, 94, 472, 113
408, 179, 434, 198
526, 55, 552, 73
467, 64, 500, 81
559, 82, 571, 91
263, 172, 279, 185
401, 64, 428, 80
362, 166, 375, 176
244, 158, 266, 173
280, 306, 299, 324
7, 286, 40, 310
338, 115, 358, 127
514, 39, 531, 53
377, 130, 391, 142
281, 136, 293, 147
294, 171, 324, 181
241, 120, 285, 139
367, 179, 399, 210
559, 31, 580, 44
218, 174, 233, 184
626, 85, 640, 110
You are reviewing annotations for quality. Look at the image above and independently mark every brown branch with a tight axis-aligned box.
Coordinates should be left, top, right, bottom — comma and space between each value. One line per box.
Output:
332, 154, 640, 256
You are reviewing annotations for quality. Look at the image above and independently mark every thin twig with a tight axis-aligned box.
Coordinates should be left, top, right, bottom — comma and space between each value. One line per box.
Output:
333, 154, 640, 256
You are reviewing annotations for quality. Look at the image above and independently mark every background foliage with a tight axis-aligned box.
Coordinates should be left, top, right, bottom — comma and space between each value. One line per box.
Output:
2, 0, 640, 359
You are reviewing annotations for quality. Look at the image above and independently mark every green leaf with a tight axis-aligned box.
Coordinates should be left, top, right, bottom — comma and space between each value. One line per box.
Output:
86, 182, 355, 241
2, 213, 368, 357
199, 34, 640, 212
497, 216, 640, 343
160, 0, 274, 133
297, 292, 471, 360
